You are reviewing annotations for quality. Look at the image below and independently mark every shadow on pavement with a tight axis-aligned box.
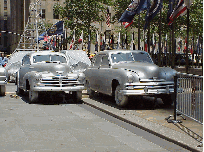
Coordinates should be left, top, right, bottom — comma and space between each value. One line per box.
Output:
89, 92, 174, 111
16, 91, 83, 105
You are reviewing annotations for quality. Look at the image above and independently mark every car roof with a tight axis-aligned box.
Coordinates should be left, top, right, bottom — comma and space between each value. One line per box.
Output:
26, 51, 66, 57
97, 49, 147, 55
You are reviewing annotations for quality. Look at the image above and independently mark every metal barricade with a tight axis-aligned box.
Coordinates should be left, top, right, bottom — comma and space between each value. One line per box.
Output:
177, 73, 203, 124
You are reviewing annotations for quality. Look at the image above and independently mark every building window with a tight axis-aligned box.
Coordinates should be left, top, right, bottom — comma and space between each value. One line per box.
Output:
54, 0, 59, 1
41, 9, 45, 19
53, 9, 59, 19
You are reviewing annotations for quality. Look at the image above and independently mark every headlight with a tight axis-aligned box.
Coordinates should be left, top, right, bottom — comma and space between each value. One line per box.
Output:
34, 73, 42, 81
127, 72, 134, 83
78, 73, 85, 81
0, 68, 6, 74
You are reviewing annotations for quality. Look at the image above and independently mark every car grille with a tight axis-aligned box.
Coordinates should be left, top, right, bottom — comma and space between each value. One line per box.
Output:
40, 76, 81, 87
126, 78, 174, 90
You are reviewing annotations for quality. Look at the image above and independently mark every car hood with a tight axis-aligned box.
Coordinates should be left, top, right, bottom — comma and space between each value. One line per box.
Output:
31, 63, 72, 75
112, 62, 177, 80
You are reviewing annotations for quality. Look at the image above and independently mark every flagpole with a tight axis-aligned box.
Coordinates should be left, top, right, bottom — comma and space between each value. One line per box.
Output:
147, 24, 150, 54
158, 10, 162, 67
185, 8, 189, 73
172, 22, 175, 69
138, 14, 141, 50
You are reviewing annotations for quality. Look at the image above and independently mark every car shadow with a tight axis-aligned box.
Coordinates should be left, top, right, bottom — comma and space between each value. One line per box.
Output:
17, 91, 83, 105
89, 92, 173, 110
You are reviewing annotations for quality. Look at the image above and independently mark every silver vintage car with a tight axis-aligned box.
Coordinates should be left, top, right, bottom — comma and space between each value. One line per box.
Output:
0, 66, 7, 96
16, 51, 86, 103
84, 50, 177, 107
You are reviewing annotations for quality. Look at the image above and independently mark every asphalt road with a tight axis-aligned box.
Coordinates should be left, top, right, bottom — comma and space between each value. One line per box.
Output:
0, 83, 190, 151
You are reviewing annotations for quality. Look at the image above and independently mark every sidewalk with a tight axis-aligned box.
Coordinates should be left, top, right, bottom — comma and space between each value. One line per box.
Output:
82, 93, 203, 152
175, 66, 203, 76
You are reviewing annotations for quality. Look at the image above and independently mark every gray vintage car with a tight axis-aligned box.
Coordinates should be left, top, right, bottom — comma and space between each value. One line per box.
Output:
16, 51, 86, 103
0, 66, 7, 96
84, 50, 177, 107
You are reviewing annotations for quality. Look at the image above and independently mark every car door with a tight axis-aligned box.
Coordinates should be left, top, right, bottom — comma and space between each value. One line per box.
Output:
19, 55, 31, 88
97, 55, 112, 94
88, 54, 102, 91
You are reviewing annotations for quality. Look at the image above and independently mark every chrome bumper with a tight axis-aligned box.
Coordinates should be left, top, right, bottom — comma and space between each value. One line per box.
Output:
32, 85, 84, 92
0, 76, 7, 85
123, 81, 174, 95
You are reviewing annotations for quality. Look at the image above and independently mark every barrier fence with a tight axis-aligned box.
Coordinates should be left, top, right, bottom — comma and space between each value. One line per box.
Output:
177, 73, 203, 124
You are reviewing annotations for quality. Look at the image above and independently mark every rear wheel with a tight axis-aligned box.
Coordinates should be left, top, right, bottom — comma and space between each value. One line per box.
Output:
115, 84, 128, 107
29, 90, 38, 103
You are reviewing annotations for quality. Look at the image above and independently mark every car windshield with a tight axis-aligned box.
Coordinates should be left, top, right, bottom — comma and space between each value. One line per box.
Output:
132, 52, 153, 63
33, 54, 67, 63
111, 52, 153, 64
111, 52, 134, 63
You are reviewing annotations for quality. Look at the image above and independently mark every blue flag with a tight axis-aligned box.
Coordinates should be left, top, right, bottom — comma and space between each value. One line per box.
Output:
144, 0, 163, 30
167, 0, 175, 25
119, 0, 148, 23
47, 21, 64, 36
38, 32, 46, 41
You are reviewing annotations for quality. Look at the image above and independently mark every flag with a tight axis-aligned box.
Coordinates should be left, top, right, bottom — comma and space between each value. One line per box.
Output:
44, 35, 48, 42
119, 0, 148, 23
106, 7, 111, 27
78, 30, 83, 44
144, 0, 163, 30
122, 20, 133, 28
38, 32, 46, 41
95, 32, 99, 51
183, 37, 187, 52
190, 45, 193, 54
47, 21, 64, 36
130, 32, 134, 50
178, 46, 180, 51
117, 32, 121, 49
168, 0, 187, 25
145, 42, 148, 52
69, 30, 75, 50
167, 0, 175, 26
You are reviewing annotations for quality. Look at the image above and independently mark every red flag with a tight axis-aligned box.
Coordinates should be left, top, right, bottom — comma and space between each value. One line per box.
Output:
178, 46, 180, 51
168, 0, 187, 25
44, 36, 48, 41
190, 46, 193, 54
106, 13, 111, 27
106, 7, 111, 27
145, 43, 148, 52
122, 20, 133, 28
183, 38, 187, 52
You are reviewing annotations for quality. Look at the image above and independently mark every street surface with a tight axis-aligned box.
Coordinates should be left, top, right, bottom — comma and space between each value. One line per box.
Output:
0, 83, 197, 151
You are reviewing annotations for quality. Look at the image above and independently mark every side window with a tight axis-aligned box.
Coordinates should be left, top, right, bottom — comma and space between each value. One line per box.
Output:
22, 55, 30, 65
101, 55, 110, 68
93, 55, 102, 67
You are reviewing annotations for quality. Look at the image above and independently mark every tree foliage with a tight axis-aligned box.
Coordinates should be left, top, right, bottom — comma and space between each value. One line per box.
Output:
54, 0, 113, 43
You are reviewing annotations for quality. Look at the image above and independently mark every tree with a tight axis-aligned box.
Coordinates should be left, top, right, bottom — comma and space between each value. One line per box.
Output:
54, 0, 113, 53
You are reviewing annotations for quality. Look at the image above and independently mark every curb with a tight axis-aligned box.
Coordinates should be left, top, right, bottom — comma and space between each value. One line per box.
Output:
83, 99, 202, 152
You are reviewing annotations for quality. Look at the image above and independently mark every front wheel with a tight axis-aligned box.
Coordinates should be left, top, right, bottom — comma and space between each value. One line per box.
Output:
115, 85, 128, 107
160, 94, 173, 106
72, 91, 82, 103
29, 90, 38, 103
86, 80, 95, 98
0, 85, 5, 96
